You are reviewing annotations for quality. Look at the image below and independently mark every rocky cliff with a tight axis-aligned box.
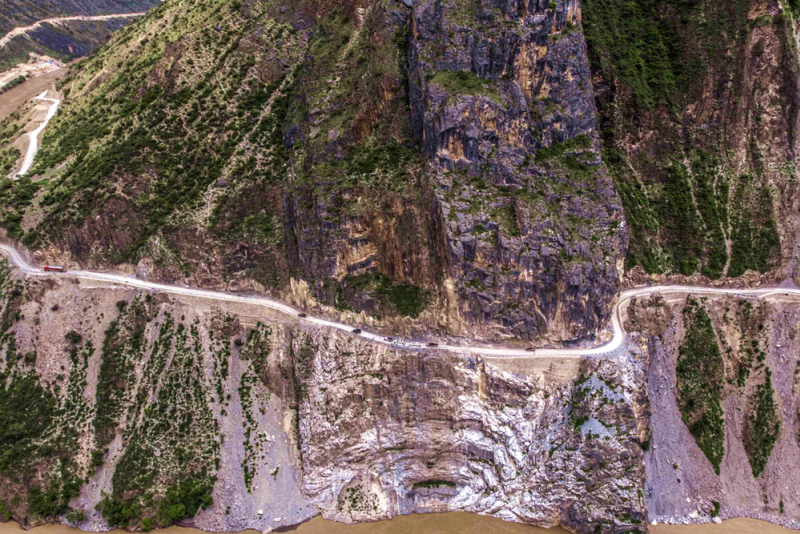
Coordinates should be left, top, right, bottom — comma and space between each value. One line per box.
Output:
408, 0, 626, 342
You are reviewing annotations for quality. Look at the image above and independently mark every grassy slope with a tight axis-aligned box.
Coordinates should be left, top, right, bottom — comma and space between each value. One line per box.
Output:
583, 0, 783, 279
676, 299, 725, 474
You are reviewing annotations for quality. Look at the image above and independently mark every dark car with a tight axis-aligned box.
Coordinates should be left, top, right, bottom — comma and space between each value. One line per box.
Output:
526, 347, 536, 352
427, 342, 438, 347
385, 337, 394, 342
298, 312, 307, 318
353, 328, 362, 334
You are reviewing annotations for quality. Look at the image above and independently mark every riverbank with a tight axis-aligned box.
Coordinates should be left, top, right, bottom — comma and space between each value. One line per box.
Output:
1, 513, 796, 534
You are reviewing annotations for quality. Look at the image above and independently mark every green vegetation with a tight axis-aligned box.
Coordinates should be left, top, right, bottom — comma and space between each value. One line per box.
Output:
0, 175, 42, 240
412, 479, 456, 489
711, 501, 721, 518
94, 298, 149, 448
585, 0, 781, 278
0, 374, 57, 478
344, 140, 419, 185
26, 1, 304, 263
582, 0, 679, 109
0, 76, 25, 94
0, 146, 20, 175
743, 369, 781, 477
0, 261, 85, 520
155, 478, 213, 525
429, 71, 502, 105
535, 135, 592, 162
0, 111, 42, 239
99, 311, 220, 528
676, 300, 725, 474
491, 205, 521, 237
583, 0, 751, 110
338, 272, 430, 318
727, 174, 780, 277
238, 323, 273, 492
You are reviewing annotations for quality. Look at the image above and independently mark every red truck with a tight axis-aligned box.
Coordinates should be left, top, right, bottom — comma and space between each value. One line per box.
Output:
43, 265, 66, 272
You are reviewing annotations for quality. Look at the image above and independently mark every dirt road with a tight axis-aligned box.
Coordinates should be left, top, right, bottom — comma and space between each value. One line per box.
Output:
0, 12, 146, 49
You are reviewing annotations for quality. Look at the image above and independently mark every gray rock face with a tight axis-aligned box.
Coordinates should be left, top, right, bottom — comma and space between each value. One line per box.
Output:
291, 329, 648, 533
408, 0, 628, 343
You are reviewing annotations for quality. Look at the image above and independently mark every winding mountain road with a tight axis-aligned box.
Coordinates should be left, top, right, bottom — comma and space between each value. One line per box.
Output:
1, 243, 797, 357
0, 12, 147, 49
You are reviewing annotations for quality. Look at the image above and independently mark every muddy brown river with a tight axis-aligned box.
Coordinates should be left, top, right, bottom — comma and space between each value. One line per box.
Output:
0, 514, 794, 534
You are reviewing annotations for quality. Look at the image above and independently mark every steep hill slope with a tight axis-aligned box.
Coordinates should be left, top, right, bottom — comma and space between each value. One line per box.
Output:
0, 259, 648, 534
583, 0, 800, 282
12, 0, 627, 344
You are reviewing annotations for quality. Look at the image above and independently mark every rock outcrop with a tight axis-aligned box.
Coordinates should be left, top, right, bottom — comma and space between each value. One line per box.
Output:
293, 331, 647, 533
408, 0, 627, 342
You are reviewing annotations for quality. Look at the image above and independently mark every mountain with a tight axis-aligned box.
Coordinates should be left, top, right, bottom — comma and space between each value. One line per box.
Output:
1, 0, 800, 532
1, 0, 159, 34
12, 0, 627, 346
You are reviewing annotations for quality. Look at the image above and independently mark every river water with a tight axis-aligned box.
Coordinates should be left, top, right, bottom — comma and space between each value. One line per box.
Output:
0, 513, 794, 534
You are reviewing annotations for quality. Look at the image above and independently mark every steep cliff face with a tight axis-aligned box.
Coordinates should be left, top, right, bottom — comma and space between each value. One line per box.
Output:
584, 0, 800, 283
408, 0, 627, 342
293, 333, 648, 533
10, 0, 626, 344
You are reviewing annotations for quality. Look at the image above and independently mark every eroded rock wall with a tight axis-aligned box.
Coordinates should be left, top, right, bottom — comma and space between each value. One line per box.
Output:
408, 0, 627, 343
291, 329, 647, 533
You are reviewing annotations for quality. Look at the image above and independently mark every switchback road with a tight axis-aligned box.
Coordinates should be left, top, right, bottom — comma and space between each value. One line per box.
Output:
1, 244, 798, 357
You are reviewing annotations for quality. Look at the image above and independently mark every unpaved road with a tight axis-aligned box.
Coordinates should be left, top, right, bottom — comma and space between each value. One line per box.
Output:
2, 243, 799, 357
0, 12, 146, 49
16, 90, 59, 177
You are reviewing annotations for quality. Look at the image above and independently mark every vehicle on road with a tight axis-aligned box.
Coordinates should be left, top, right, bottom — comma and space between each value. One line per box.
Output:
352, 328, 362, 334
427, 342, 438, 347
385, 337, 394, 342
526, 347, 536, 352
43, 265, 65, 272
298, 312, 307, 318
